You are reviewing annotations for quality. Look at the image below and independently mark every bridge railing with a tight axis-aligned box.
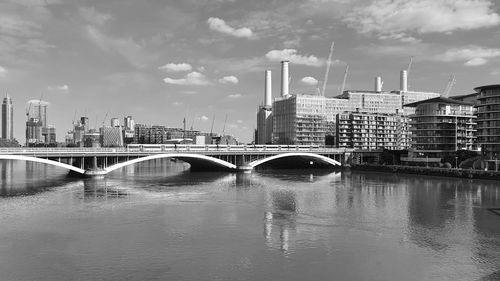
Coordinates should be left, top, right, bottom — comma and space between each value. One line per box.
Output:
0, 145, 349, 154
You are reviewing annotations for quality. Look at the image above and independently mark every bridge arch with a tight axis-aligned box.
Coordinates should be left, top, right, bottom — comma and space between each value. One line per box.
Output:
249, 152, 341, 169
105, 153, 237, 173
0, 155, 86, 174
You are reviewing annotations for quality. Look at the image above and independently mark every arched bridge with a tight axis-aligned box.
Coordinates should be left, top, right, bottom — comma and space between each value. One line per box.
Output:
0, 145, 351, 176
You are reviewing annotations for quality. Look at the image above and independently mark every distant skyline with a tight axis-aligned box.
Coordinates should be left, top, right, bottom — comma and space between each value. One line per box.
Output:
1, 0, 499, 143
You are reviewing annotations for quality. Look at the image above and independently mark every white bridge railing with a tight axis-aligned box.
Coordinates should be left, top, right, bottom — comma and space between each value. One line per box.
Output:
0, 144, 348, 154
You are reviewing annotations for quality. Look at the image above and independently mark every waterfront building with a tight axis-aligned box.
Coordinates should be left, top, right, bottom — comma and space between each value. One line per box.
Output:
259, 62, 441, 146
474, 84, 500, 168
133, 124, 209, 144
404, 97, 476, 163
100, 126, 123, 147
27, 101, 48, 128
336, 110, 409, 150
451, 93, 479, 105
2, 95, 13, 140
83, 129, 101, 147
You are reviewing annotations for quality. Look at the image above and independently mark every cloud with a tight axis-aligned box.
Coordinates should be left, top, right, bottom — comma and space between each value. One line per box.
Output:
227, 94, 242, 98
344, 0, 500, 41
48, 84, 69, 91
0, 65, 7, 77
79, 6, 112, 25
236, 119, 243, 124
265, 49, 323, 67
85, 25, 156, 68
163, 71, 211, 86
218, 75, 239, 84
201, 115, 209, 121
207, 17, 253, 38
433, 46, 500, 66
26, 99, 50, 106
182, 90, 198, 95
172, 101, 183, 106
301, 76, 318, 86
158, 63, 192, 72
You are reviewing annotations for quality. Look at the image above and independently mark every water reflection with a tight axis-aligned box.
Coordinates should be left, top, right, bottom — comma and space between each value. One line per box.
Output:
81, 178, 131, 201
264, 189, 297, 254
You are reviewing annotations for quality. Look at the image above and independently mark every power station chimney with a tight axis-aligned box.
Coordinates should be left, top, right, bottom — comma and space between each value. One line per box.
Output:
375, 76, 382, 92
400, 70, 408, 92
265, 70, 272, 108
281, 61, 289, 97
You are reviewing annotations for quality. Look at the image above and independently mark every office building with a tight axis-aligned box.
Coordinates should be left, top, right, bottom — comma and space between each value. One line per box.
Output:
133, 124, 208, 144
475, 84, 500, 168
2, 95, 13, 140
42, 126, 57, 145
404, 96, 476, 161
26, 118, 43, 145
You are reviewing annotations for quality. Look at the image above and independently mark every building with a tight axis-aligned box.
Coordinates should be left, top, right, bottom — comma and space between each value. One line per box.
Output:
270, 62, 440, 146
474, 84, 500, 168
42, 126, 57, 145
100, 126, 123, 147
83, 129, 101, 147
404, 96, 476, 163
133, 124, 207, 144
256, 70, 273, 144
122, 116, 135, 144
336, 110, 408, 150
2, 95, 13, 140
26, 118, 43, 145
110, 118, 120, 127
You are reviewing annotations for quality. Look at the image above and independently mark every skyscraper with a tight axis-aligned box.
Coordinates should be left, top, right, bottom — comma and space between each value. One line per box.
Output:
2, 95, 13, 140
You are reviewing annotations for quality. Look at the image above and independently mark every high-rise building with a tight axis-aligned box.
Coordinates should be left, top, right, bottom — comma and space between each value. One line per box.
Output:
124, 116, 135, 130
26, 118, 43, 145
474, 84, 500, 169
2, 95, 13, 140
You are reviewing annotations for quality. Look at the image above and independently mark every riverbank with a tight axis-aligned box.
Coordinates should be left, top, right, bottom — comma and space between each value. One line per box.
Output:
351, 164, 500, 181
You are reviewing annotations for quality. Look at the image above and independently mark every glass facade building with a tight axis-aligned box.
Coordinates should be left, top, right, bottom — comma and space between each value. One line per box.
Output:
475, 84, 500, 165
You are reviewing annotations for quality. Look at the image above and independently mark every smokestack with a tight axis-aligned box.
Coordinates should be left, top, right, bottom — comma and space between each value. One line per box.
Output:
281, 61, 289, 97
375, 76, 382, 92
265, 70, 272, 107
400, 70, 408, 92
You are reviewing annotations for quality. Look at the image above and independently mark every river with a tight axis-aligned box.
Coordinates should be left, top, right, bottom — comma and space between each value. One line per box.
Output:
1, 160, 499, 281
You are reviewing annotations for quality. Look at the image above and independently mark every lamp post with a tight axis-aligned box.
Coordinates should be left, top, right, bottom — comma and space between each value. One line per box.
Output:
455, 156, 458, 169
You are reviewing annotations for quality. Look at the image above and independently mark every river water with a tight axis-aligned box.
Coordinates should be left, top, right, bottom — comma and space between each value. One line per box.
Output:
1, 160, 499, 281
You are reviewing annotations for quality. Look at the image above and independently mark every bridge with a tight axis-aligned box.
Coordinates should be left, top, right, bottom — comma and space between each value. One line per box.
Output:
0, 144, 351, 176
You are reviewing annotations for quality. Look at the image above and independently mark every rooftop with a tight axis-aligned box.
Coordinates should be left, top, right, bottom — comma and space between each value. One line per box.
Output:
473, 84, 500, 92
404, 96, 474, 107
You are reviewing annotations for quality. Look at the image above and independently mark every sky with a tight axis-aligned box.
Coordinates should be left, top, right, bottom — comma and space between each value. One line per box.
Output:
1, 0, 500, 143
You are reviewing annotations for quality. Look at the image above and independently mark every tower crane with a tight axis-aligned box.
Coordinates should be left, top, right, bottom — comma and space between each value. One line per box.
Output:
321, 40, 335, 97
442, 74, 456, 98
338, 64, 349, 96
222, 114, 228, 136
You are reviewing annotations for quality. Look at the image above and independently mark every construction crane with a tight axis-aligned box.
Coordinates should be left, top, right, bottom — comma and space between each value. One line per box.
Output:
406, 56, 413, 90
101, 111, 109, 127
210, 113, 215, 136
222, 114, 228, 136
321, 40, 335, 97
442, 74, 456, 98
338, 64, 349, 96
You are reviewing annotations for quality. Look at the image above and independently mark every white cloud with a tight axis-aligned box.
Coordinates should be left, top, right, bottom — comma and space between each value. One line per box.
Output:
434, 46, 500, 66
218, 75, 239, 84
265, 49, 323, 67
301, 76, 318, 86
236, 119, 243, 124
48, 84, 69, 91
86, 25, 156, 68
163, 71, 212, 86
197, 66, 206, 72
0, 66, 7, 78
172, 101, 183, 106
344, 0, 500, 41
201, 115, 209, 121
158, 63, 192, 72
79, 7, 112, 25
227, 94, 242, 98
207, 17, 253, 39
